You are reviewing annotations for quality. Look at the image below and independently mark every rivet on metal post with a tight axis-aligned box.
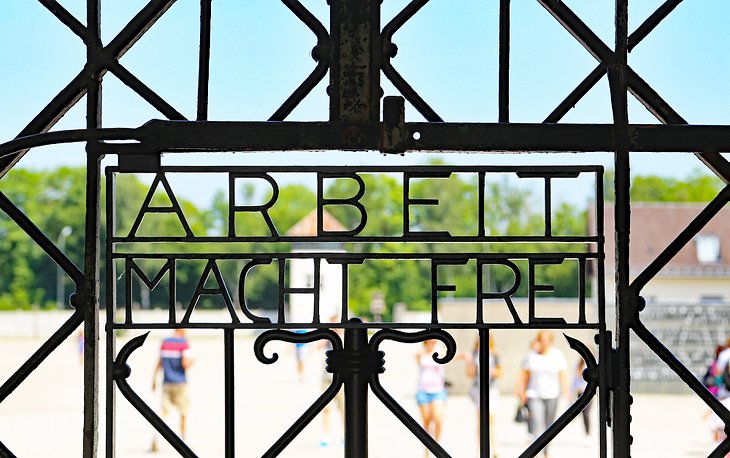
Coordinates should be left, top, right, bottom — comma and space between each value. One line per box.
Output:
381, 96, 406, 154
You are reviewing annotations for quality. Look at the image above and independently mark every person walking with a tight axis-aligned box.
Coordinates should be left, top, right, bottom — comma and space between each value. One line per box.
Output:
416, 339, 448, 457
151, 328, 193, 452
517, 330, 568, 458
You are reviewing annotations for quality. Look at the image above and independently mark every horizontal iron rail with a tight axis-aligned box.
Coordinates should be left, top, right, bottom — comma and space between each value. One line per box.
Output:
108, 322, 603, 330
3, 123, 730, 156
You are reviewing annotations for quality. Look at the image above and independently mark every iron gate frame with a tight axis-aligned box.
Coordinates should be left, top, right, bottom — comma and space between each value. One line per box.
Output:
0, 0, 729, 457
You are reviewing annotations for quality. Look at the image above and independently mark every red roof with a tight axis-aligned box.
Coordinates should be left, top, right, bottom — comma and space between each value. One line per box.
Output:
286, 209, 347, 236
593, 202, 730, 277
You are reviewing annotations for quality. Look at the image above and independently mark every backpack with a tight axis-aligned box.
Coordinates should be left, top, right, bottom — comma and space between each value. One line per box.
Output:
703, 359, 723, 396
723, 360, 730, 392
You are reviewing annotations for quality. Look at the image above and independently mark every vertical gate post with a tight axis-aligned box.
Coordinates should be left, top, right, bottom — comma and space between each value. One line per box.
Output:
84, 0, 103, 455
343, 320, 369, 457
329, 0, 381, 124
609, 0, 632, 455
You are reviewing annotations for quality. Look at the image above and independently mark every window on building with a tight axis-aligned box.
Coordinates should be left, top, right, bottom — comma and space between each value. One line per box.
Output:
696, 234, 721, 263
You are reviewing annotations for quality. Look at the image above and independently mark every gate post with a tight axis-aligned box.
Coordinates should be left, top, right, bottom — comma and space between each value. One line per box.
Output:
329, 0, 381, 124
343, 320, 369, 457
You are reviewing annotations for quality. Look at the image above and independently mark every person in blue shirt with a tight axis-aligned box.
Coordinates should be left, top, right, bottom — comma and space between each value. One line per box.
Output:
151, 328, 193, 452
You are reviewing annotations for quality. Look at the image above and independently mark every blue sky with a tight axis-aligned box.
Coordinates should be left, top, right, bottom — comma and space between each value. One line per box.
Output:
1, 0, 728, 208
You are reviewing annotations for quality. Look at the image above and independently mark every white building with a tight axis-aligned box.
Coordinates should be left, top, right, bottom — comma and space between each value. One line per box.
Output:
286, 210, 347, 323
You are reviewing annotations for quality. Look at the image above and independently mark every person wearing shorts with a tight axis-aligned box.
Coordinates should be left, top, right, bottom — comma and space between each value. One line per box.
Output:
416, 339, 448, 455
151, 328, 192, 452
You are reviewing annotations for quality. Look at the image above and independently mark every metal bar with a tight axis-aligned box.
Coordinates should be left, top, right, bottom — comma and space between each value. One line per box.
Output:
0, 191, 84, 287
0, 440, 17, 458
38, 0, 89, 43
270, 0, 330, 121
370, 375, 451, 457
106, 171, 116, 458
544, 64, 606, 123
104, 0, 178, 60
478, 328, 489, 458
107, 62, 187, 120
0, 71, 88, 177
197, 0, 212, 121
330, 0, 380, 123
110, 252, 600, 262
627, 0, 684, 52
1, 0, 176, 177
262, 375, 344, 457
0, 129, 138, 160
521, 336, 598, 457
498, 0, 510, 122
539, 0, 730, 183
113, 334, 197, 457
83, 0, 103, 452
224, 329, 234, 457
103, 120, 730, 153
0, 310, 83, 404
632, 319, 730, 425
608, 0, 631, 454
343, 325, 369, 457
270, 63, 329, 122
631, 185, 730, 292
111, 321, 603, 331
381, 0, 443, 122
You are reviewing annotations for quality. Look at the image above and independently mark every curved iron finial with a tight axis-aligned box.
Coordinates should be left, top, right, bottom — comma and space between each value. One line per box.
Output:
254, 329, 343, 364
369, 329, 456, 364
520, 334, 598, 458
564, 333, 598, 375
112, 332, 196, 457
113, 332, 149, 380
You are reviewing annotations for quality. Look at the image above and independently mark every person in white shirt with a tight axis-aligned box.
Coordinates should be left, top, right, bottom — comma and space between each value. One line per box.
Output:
516, 330, 569, 458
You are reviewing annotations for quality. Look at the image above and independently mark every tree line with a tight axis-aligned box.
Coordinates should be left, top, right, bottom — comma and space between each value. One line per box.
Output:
0, 166, 721, 317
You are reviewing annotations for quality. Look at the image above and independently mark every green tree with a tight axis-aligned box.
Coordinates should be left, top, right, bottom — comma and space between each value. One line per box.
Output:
604, 168, 723, 202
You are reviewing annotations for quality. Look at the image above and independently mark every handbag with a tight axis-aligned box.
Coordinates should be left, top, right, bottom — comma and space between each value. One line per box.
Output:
514, 402, 530, 423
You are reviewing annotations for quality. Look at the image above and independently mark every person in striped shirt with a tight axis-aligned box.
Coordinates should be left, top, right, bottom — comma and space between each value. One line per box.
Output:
151, 328, 193, 451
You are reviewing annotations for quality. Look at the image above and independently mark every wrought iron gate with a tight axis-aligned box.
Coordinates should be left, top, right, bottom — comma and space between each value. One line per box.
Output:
1, 0, 730, 457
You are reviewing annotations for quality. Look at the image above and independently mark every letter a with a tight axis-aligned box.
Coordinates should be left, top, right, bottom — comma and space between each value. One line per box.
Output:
127, 173, 194, 238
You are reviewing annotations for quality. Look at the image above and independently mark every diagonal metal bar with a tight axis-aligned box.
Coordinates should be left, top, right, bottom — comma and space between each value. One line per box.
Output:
114, 333, 197, 457
381, 0, 443, 122
539, 0, 730, 184
0, 71, 89, 177
544, 63, 606, 123
270, 63, 329, 121
710, 438, 730, 458
627, 0, 684, 52
263, 375, 344, 457
369, 374, 451, 457
38, 0, 90, 43
520, 335, 599, 457
0, 310, 83, 404
0, 440, 18, 458
0, 191, 84, 286
0, 0, 178, 178
630, 185, 730, 292
108, 61, 187, 120
269, 0, 330, 121
103, 0, 178, 60
632, 316, 730, 426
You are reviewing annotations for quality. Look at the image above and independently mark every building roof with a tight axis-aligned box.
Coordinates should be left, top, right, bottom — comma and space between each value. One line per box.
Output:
593, 202, 730, 277
286, 209, 347, 236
